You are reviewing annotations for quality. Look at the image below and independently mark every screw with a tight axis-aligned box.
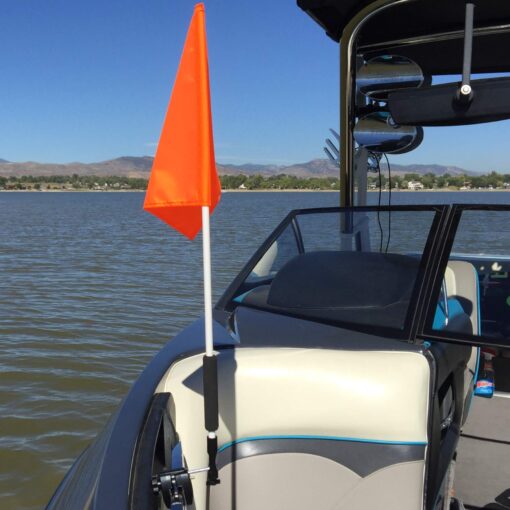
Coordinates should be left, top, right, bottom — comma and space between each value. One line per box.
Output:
460, 84, 472, 96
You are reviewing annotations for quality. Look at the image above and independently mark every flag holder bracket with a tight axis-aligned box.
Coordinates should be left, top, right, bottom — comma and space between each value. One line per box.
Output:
152, 466, 209, 508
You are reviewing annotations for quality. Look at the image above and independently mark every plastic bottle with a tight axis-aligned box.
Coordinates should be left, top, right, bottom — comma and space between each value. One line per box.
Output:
474, 348, 496, 398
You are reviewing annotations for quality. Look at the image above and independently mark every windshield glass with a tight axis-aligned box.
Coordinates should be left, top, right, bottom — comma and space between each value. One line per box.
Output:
229, 206, 441, 336
424, 206, 510, 346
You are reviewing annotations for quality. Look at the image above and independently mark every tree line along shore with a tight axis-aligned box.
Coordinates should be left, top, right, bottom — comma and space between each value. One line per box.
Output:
1, 171, 510, 191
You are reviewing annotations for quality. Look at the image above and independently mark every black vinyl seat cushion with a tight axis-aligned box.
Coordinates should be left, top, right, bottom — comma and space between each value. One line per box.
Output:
242, 251, 420, 329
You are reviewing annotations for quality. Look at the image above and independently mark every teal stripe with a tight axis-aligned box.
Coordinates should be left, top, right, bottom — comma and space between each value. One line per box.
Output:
233, 290, 252, 303
218, 435, 428, 453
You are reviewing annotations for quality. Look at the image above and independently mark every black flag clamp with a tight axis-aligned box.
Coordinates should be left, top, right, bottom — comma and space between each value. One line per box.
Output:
203, 354, 220, 485
152, 354, 220, 507
152, 466, 206, 508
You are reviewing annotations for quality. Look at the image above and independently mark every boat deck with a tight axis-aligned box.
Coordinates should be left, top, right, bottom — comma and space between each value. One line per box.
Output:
456, 358, 510, 509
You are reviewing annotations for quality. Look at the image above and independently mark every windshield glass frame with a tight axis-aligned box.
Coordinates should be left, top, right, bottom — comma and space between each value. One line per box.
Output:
418, 203, 510, 349
217, 204, 450, 341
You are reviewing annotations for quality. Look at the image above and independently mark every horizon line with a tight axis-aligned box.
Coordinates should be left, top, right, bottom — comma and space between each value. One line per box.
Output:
0, 156, 490, 172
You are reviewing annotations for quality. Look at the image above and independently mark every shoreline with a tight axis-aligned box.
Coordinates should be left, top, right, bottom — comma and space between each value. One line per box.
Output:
2, 189, 510, 193
223, 188, 510, 193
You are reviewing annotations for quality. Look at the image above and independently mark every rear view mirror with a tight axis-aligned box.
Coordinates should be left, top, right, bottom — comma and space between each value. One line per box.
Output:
357, 55, 426, 101
354, 111, 423, 154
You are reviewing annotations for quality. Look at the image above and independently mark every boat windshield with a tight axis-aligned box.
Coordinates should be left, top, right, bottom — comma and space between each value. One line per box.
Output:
225, 206, 443, 338
423, 205, 510, 348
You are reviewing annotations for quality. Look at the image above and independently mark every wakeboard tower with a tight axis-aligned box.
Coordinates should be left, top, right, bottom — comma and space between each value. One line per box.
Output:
47, 1, 510, 509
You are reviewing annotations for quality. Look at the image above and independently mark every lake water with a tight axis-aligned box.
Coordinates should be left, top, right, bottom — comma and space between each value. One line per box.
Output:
1, 190, 509, 509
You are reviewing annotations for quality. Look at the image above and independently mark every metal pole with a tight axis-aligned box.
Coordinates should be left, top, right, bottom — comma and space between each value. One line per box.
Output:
457, 2, 475, 102
340, 39, 355, 208
201, 205, 219, 485
201, 205, 214, 357
462, 3, 475, 88
338, 0, 415, 207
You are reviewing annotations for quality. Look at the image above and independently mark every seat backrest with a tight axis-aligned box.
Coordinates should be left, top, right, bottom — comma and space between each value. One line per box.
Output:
444, 260, 480, 335
157, 346, 431, 510
445, 260, 480, 422
417, 262, 480, 509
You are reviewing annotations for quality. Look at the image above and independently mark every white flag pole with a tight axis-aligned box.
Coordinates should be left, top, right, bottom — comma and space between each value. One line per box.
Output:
202, 206, 214, 358
201, 205, 220, 484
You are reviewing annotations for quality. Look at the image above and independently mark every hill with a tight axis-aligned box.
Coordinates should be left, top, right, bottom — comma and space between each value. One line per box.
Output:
0, 156, 154, 179
0, 156, 476, 179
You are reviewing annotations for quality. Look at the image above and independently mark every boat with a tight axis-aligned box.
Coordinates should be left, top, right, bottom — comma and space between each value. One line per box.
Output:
46, 1, 510, 509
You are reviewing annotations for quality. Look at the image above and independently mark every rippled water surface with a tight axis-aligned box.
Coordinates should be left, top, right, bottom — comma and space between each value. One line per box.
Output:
1, 190, 509, 509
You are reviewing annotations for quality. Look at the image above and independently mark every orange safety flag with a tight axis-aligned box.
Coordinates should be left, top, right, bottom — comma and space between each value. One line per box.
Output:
143, 3, 221, 240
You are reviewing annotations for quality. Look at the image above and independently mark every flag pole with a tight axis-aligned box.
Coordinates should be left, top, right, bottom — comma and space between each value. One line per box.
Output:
144, 2, 221, 490
201, 205, 220, 485
202, 206, 214, 356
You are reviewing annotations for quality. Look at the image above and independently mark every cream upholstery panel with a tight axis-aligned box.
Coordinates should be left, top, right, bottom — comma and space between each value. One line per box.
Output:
156, 346, 431, 510
210, 453, 361, 509
445, 261, 480, 405
209, 454, 425, 510
335, 460, 425, 510
445, 260, 480, 334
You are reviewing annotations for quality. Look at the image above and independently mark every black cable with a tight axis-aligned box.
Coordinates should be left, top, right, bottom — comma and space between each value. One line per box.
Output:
377, 158, 383, 252
460, 433, 510, 447
384, 153, 392, 253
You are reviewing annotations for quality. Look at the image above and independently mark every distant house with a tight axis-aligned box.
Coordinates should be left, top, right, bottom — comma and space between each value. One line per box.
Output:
238, 183, 247, 190
408, 181, 424, 190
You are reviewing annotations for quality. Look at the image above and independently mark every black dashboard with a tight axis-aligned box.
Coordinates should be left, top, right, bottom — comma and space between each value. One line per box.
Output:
457, 255, 510, 338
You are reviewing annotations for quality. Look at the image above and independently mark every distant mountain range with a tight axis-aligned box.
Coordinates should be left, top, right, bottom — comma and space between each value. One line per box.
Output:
0, 156, 154, 179
0, 156, 477, 179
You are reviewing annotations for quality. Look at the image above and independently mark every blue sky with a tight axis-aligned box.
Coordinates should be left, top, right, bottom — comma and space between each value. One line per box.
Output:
1, 0, 509, 172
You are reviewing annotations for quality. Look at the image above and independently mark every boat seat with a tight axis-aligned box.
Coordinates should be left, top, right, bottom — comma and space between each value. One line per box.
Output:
157, 345, 431, 510
444, 261, 480, 335
420, 261, 480, 509
237, 251, 419, 329
444, 261, 481, 422
437, 261, 480, 396
153, 259, 479, 510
